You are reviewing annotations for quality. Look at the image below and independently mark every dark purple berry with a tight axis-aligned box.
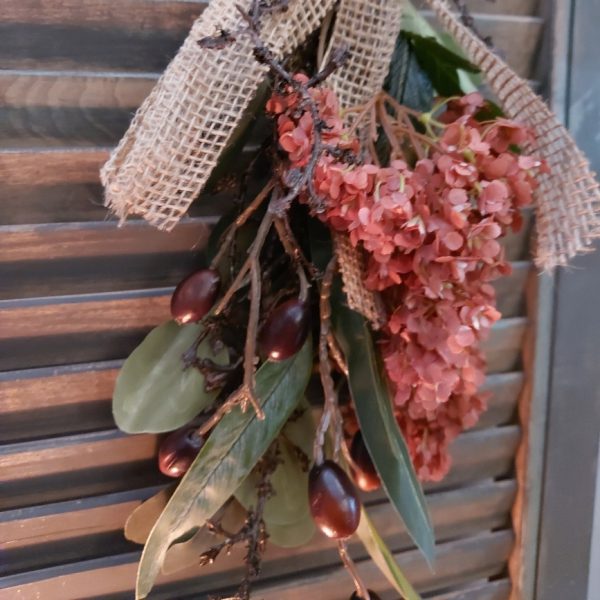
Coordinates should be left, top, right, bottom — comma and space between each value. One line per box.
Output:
350, 431, 381, 492
158, 427, 204, 478
308, 460, 360, 539
350, 590, 382, 600
170, 269, 220, 324
258, 298, 310, 361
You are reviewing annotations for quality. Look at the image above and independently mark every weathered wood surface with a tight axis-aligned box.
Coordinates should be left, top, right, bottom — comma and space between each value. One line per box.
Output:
0, 0, 546, 597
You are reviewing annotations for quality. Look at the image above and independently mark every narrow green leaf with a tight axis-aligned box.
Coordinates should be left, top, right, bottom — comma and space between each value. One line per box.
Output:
135, 339, 312, 599
235, 400, 314, 528
401, 2, 480, 93
113, 321, 228, 434
403, 33, 479, 97
331, 287, 435, 564
356, 509, 421, 600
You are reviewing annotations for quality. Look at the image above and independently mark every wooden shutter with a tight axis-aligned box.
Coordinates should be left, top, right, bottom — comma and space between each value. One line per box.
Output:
0, 2, 544, 598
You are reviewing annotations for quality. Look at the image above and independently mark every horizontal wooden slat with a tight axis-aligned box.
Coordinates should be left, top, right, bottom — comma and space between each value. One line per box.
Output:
482, 317, 526, 373
0, 478, 515, 578
0, 148, 110, 186
206, 530, 514, 600
0, 281, 526, 370
0, 422, 518, 513
0, 352, 522, 442
0, 220, 213, 263
431, 579, 511, 600
0, 71, 155, 147
416, 0, 538, 16
0, 430, 165, 510
425, 12, 543, 77
0, 526, 513, 600
0, 218, 529, 301
0, 1, 205, 28
0, 17, 197, 73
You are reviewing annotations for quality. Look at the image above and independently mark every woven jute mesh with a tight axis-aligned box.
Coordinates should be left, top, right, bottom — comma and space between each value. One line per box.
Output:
100, 0, 335, 230
327, 0, 403, 328
424, 0, 600, 269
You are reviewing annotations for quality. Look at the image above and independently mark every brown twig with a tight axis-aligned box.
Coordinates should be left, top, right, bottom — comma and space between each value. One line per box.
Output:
210, 179, 275, 271
203, 446, 280, 600
314, 256, 343, 464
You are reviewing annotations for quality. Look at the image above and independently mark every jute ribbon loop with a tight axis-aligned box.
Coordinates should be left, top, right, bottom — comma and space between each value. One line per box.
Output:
101, 0, 335, 230
423, 0, 600, 269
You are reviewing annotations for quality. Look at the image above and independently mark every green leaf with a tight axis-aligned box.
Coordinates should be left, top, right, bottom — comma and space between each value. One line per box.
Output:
161, 499, 248, 575
125, 486, 176, 545
331, 286, 435, 564
235, 400, 315, 544
235, 439, 307, 526
267, 507, 315, 548
403, 32, 479, 97
112, 321, 227, 434
135, 339, 313, 599
356, 508, 421, 600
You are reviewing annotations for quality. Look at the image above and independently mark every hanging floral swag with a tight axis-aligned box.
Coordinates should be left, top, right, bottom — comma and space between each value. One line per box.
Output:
106, 1, 598, 599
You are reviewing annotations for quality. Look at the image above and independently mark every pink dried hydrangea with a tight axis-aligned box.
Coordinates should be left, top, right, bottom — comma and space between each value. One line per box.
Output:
269, 82, 545, 481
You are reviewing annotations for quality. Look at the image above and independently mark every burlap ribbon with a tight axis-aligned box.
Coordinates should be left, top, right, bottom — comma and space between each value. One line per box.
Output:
102, 0, 600, 309
423, 0, 600, 269
100, 0, 335, 230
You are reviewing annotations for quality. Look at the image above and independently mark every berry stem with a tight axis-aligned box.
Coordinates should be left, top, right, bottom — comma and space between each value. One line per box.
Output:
338, 540, 371, 600
314, 256, 344, 465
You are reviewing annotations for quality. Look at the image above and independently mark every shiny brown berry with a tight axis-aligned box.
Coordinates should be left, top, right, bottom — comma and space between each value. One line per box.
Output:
350, 590, 382, 600
258, 298, 310, 361
350, 431, 381, 492
158, 427, 204, 478
170, 269, 220, 324
308, 460, 360, 539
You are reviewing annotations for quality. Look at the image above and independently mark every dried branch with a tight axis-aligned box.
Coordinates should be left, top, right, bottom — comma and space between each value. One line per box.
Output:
313, 256, 343, 464
203, 446, 280, 600
210, 179, 275, 271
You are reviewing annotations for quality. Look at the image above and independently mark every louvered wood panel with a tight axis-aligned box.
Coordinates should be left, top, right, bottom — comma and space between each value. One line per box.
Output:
0, 1, 545, 598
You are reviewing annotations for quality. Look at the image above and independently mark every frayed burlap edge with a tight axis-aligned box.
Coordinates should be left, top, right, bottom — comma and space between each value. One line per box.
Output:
424, 0, 600, 270
101, 0, 336, 231
326, 0, 404, 328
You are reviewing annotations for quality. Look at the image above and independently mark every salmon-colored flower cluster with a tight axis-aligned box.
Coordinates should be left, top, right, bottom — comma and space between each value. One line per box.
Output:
268, 83, 544, 481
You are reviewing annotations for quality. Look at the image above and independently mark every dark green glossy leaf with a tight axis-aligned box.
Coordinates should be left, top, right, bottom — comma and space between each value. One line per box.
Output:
356, 508, 421, 600
113, 321, 228, 434
307, 216, 334, 273
385, 34, 434, 113
331, 287, 435, 564
403, 32, 479, 97
474, 100, 505, 122
135, 338, 312, 599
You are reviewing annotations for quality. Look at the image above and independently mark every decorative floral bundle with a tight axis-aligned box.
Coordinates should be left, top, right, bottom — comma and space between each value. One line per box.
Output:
106, 1, 595, 599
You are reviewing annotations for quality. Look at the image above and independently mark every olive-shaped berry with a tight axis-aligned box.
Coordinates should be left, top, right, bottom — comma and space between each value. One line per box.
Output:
350, 431, 381, 492
258, 298, 310, 361
350, 590, 382, 600
158, 427, 204, 478
308, 460, 360, 539
170, 269, 220, 324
